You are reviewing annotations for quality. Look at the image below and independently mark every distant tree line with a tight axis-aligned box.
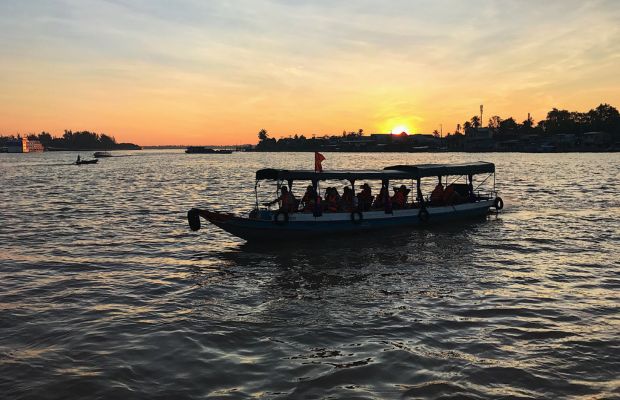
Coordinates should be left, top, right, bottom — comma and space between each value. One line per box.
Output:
0, 130, 141, 150
255, 128, 370, 151
442, 103, 620, 150
254, 103, 620, 152
451, 103, 619, 137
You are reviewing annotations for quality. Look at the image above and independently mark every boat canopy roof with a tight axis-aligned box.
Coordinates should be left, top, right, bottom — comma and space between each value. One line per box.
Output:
256, 162, 494, 181
385, 161, 495, 177
255, 169, 412, 181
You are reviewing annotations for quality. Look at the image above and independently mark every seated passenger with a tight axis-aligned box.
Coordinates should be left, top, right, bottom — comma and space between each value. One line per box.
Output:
443, 184, 462, 205
266, 186, 296, 213
357, 183, 374, 211
373, 184, 390, 209
300, 185, 318, 212
391, 185, 408, 209
341, 186, 357, 212
430, 183, 445, 206
324, 187, 340, 212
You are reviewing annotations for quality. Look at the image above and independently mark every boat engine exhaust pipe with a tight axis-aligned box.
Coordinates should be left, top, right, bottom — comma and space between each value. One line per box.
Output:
188, 208, 201, 231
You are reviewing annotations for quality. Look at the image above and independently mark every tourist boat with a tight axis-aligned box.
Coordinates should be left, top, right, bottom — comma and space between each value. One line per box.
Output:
75, 159, 98, 165
185, 146, 233, 154
93, 151, 113, 158
187, 162, 503, 241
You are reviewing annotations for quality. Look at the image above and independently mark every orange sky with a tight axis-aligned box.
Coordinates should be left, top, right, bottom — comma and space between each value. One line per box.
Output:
1, 1, 619, 145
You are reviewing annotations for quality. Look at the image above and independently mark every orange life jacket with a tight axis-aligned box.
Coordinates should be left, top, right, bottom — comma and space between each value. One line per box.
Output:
280, 193, 294, 211
443, 185, 457, 204
326, 194, 338, 212
392, 191, 406, 208
430, 185, 444, 204
301, 193, 314, 211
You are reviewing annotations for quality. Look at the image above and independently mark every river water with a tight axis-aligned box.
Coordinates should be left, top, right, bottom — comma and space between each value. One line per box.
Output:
1, 150, 618, 399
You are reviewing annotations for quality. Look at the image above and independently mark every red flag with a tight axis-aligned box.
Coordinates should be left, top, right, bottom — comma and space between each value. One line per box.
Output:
314, 152, 325, 172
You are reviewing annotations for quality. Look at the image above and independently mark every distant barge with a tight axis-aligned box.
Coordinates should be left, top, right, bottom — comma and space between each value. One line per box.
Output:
185, 146, 233, 154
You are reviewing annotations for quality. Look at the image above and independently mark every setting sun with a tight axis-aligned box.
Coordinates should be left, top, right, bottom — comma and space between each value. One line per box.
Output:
392, 125, 409, 134
378, 117, 418, 136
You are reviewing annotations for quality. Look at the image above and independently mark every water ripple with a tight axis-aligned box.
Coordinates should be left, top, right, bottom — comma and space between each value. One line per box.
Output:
1, 151, 619, 399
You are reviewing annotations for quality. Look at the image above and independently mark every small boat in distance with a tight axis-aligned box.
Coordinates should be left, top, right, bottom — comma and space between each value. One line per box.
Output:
187, 162, 504, 241
75, 154, 98, 165
93, 151, 113, 158
75, 159, 98, 165
185, 146, 233, 154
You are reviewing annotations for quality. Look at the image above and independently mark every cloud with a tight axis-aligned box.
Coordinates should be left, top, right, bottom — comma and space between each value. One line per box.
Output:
1, 0, 619, 143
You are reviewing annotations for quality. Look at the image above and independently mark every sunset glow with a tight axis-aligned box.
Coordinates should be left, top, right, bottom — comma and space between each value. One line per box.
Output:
1, 1, 619, 145
392, 126, 410, 135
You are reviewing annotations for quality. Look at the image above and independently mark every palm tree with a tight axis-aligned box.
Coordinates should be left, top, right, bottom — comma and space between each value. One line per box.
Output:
463, 121, 472, 135
488, 115, 502, 129
470, 115, 481, 128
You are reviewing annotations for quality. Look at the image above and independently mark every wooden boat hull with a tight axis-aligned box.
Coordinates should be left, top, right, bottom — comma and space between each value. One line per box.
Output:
75, 159, 98, 165
189, 201, 494, 241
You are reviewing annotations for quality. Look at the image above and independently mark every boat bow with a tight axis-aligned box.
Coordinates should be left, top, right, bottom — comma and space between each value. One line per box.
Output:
187, 208, 235, 231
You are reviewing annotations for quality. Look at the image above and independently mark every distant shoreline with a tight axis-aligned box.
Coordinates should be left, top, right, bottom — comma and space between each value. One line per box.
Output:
45, 146, 141, 151
137, 145, 620, 153
246, 148, 619, 154
0, 130, 142, 152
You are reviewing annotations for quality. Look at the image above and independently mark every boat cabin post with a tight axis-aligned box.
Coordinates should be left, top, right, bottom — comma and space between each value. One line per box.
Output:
254, 180, 259, 210
350, 179, 356, 210
416, 178, 423, 204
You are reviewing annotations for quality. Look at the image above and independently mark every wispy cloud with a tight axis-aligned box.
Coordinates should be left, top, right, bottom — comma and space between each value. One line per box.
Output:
1, 0, 619, 143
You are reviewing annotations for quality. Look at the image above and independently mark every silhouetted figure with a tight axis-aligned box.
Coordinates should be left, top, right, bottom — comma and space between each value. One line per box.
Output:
266, 186, 296, 213
341, 187, 357, 212
430, 183, 445, 206
392, 185, 409, 209
357, 183, 374, 211
300, 185, 318, 212
324, 187, 340, 212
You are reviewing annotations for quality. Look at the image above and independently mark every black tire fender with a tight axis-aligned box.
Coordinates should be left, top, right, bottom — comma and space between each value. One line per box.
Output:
350, 211, 363, 224
274, 211, 289, 225
418, 208, 429, 223
188, 208, 201, 231
494, 197, 504, 210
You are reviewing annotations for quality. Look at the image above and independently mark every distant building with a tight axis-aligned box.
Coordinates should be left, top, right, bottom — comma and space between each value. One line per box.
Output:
6, 139, 22, 153
368, 132, 410, 143
552, 134, 577, 150
6, 138, 45, 153
465, 128, 494, 151
582, 131, 611, 149
410, 134, 439, 146
370, 133, 391, 144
